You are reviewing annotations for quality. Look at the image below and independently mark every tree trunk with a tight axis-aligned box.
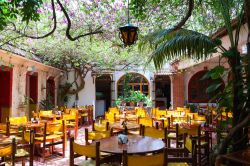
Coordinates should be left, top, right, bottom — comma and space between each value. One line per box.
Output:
228, 48, 245, 152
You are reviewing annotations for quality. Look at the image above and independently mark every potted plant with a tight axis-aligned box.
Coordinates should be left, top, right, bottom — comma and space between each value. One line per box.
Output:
129, 91, 146, 107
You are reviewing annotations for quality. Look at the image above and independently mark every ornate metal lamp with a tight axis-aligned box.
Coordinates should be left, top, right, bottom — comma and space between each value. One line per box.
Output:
119, 0, 138, 46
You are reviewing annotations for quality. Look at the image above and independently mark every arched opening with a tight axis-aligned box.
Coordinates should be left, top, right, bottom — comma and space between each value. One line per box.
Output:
95, 75, 111, 117
155, 75, 171, 109
117, 73, 149, 97
0, 66, 12, 122
26, 72, 38, 118
46, 77, 55, 106
188, 70, 225, 103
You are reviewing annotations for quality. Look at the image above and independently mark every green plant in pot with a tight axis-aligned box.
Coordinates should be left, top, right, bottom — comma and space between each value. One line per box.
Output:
129, 91, 146, 107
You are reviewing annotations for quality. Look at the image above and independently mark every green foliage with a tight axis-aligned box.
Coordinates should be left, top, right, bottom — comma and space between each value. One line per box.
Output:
58, 82, 72, 106
129, 91, 146, 103
39, 98, 54, 110
144, 96, 152, 107
115, 97, 123, 106
139, 28, 217, 69
0, 0, 42, 30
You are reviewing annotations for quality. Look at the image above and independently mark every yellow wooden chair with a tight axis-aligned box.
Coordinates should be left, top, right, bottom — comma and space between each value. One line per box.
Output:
92, 120, 109, 132
9, 116, 27, 125
108, 107, 119, 114
135, 108, 146, 118
166, 134, 197, 166
122, 148, 166, 166
0, 122, 9, 136
15, 129, 34, 166
105, 112, 116, 124
138, 117, 153, 127
38, 110, 53, 117
167, 123, 186, 148
191, 113, 206, 125
85, 128, 113, 144
34, 121, 66, 162
69, 137, 111, 166
141, 126, 167, 141
63, 109, 79, 139
161, 117, 171, 129
155, 109, 168, 119
0, 138, 15, 166
8, 116, 27, 136
151, 107, 159, 117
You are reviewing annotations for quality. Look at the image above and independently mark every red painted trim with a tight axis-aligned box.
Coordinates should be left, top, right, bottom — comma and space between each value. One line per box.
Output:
0, 66, 13, 122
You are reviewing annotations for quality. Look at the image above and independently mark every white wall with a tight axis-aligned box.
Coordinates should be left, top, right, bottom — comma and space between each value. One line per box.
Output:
0, 50, 62, 117
66, 71, 96, 107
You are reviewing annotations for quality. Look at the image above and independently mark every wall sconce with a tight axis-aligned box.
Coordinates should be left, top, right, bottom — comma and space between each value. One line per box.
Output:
91, 73, 96, 84
27, 66, 36, 72
41, 85, 46, 91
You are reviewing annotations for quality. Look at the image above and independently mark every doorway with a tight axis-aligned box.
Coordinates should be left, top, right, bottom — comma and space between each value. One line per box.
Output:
0, 67, 12, 122
95, 75, 111, 118
155, 75, 171, 109
26, 72, 38, 119
46, 77, 55, 106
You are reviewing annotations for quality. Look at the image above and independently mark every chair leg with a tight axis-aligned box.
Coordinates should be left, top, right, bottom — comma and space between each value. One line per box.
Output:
167, 138, 171, 148
42, 145, 46, 163
22, 159, 25, 166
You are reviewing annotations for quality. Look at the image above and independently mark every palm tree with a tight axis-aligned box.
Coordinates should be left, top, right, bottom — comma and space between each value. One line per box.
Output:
139, 0, 250, 163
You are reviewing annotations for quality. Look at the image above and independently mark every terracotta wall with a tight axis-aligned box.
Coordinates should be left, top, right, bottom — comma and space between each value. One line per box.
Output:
172, 72, 185, 109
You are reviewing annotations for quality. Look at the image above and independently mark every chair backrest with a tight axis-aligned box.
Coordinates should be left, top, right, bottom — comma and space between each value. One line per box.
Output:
39, 110, 53, 117
92, 120, 109, 132
0, 122, 9, 136
122, 148, 166, 166
9, 116, 27, 125
155, 109, 167, 118
138, 117, 153, 127
70, 137, 100, 166
142, 126, 167, 140
193, 113, 206, 121
69, 109, 78, 116
161, 117, 170, 128
136, 108, 146, 117
151, 107, 159, 117
85, 128, 113, 144
184, 135, 197, 165
23, 129, 34, 144
0, 138, 15, 166
46, 122, 65, 134
108, 107, 119, 114
166, 134, 197, 166
105, 112, 115, 123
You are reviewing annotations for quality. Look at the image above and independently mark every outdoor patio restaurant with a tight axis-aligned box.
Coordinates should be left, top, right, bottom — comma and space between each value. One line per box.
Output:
0, 0, 250, 166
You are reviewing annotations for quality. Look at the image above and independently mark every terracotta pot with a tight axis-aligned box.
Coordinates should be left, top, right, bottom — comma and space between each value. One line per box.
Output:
138, 102, 144, 107
130, 102, 135, 107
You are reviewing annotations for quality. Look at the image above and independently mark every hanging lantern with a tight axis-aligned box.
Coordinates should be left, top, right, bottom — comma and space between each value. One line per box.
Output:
119, 0, 138, 46
119, 24, 138, 46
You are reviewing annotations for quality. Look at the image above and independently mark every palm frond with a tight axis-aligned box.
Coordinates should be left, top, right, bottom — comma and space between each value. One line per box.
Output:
140, 28, 217, 69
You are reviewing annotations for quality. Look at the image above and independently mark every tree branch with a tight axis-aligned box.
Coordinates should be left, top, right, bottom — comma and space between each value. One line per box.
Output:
172, 0, 194, 31
14, 0, 57, 39
56, 0, 103, 41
